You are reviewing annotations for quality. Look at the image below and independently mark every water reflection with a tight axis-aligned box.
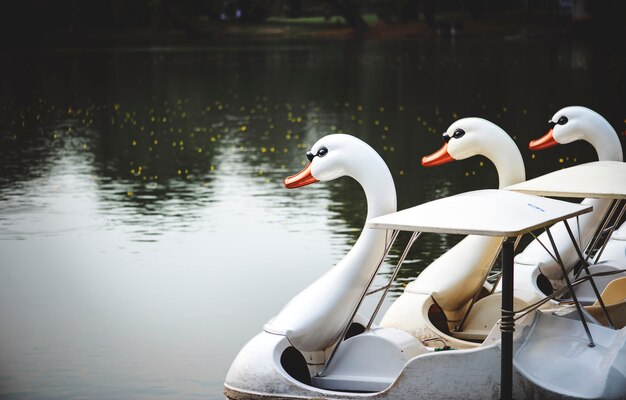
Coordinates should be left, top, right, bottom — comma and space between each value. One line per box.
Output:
0, 38, 625, 399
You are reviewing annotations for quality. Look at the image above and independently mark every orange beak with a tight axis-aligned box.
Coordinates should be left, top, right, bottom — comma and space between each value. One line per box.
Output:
284, 163, 319, 188
422, 143, 455, 167
529, 129, 558, 151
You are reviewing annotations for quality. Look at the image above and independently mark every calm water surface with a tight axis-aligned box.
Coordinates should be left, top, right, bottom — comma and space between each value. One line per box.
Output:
0, 38, 625, 399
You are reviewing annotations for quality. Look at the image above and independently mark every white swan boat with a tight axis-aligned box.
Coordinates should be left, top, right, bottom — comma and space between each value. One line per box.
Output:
225, 134, 626, 399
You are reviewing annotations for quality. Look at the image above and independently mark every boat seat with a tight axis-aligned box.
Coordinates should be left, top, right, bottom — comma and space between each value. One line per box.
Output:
572, 263, 626, 304
451, 293, 531, 342
584, 277, 626, 328
514, 311, 626, 399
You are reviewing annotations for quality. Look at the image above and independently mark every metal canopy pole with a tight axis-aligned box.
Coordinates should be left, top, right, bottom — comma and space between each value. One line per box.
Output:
500, 237, 516, 400
562, 220, 615, 329
545, 228, 595, 347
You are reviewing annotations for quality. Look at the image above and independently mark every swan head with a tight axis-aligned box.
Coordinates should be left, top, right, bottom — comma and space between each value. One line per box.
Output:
422, 117, 511, 165
529, 106, 595, 150
529, 106, 623, 161
285, 134, 375, 188
421, 117, 525, 187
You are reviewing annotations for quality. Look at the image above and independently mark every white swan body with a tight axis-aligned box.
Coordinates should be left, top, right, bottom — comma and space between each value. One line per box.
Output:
265, 134, 397, 352
517, 106, 624, 280
381, 118, 533, 345
410, 118, 525, 311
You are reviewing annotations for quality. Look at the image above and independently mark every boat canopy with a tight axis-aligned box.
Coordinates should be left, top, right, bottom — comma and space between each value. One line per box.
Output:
366, 189, 592, 236
506, 161, 626, 199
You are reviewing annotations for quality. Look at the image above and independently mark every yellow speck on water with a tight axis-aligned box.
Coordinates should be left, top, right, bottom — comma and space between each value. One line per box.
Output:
523, 109, 528, 115
531, 154, 536, 159
374, 120, 380, 126
153, 139, 158, 145
113, 104, 120, 111
472, 171, 476, 175
150, 116, 155, 122
503, 107, 508, 112
261, 147, 267, 153
379, 106, 384, 112
240, 125, 247, 132
210, 137, 216, 142
197, 147, 203, 153
83, 144, 88, 150
296, 117, 302, 123
465, 172, 470, 176
399, 170, 404, 175
258, 170, 264, 175
344, 102, 350, 107
559, 158, 564, 163
132, 140, 137, 146
270, 147, 276, 153
179, 140, 184, 146
181, 112, 187, 118
210, 165, 215, 171
399, 106, 404, 111
357, 105, 363, 111
384, 126, 389, 132
127, 191, 133, 197
452, 113, 458, 119
283, 148, 288, 153
479, 161, 484, 167
301, 160, 306, 166
130, 169, 135, 174
162, 117, 167, 123
178, 169, 182, 175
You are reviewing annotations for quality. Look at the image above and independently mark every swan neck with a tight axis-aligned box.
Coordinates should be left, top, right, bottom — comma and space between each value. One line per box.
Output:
351, 158, 397, 220
587, 130, 623, 162
484, 146, 526, 188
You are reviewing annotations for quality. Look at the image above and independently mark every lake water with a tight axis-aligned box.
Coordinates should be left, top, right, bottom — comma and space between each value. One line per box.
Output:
0, 37, 624, 399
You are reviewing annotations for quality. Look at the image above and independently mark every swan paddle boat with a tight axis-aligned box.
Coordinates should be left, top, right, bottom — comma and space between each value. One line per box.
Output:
527, 106, 626, 277
380, 118, 534, 350
225, 134, 626, 399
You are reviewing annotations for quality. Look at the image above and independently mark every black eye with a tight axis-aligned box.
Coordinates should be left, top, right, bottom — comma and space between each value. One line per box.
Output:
452, 129, 465, 139
317, 146, 328, 157
557, 116, 568, 125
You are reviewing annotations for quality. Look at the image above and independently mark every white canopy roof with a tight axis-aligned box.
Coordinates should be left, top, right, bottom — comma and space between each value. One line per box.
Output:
367, 189, 592, 237
506, 161, 626, 199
